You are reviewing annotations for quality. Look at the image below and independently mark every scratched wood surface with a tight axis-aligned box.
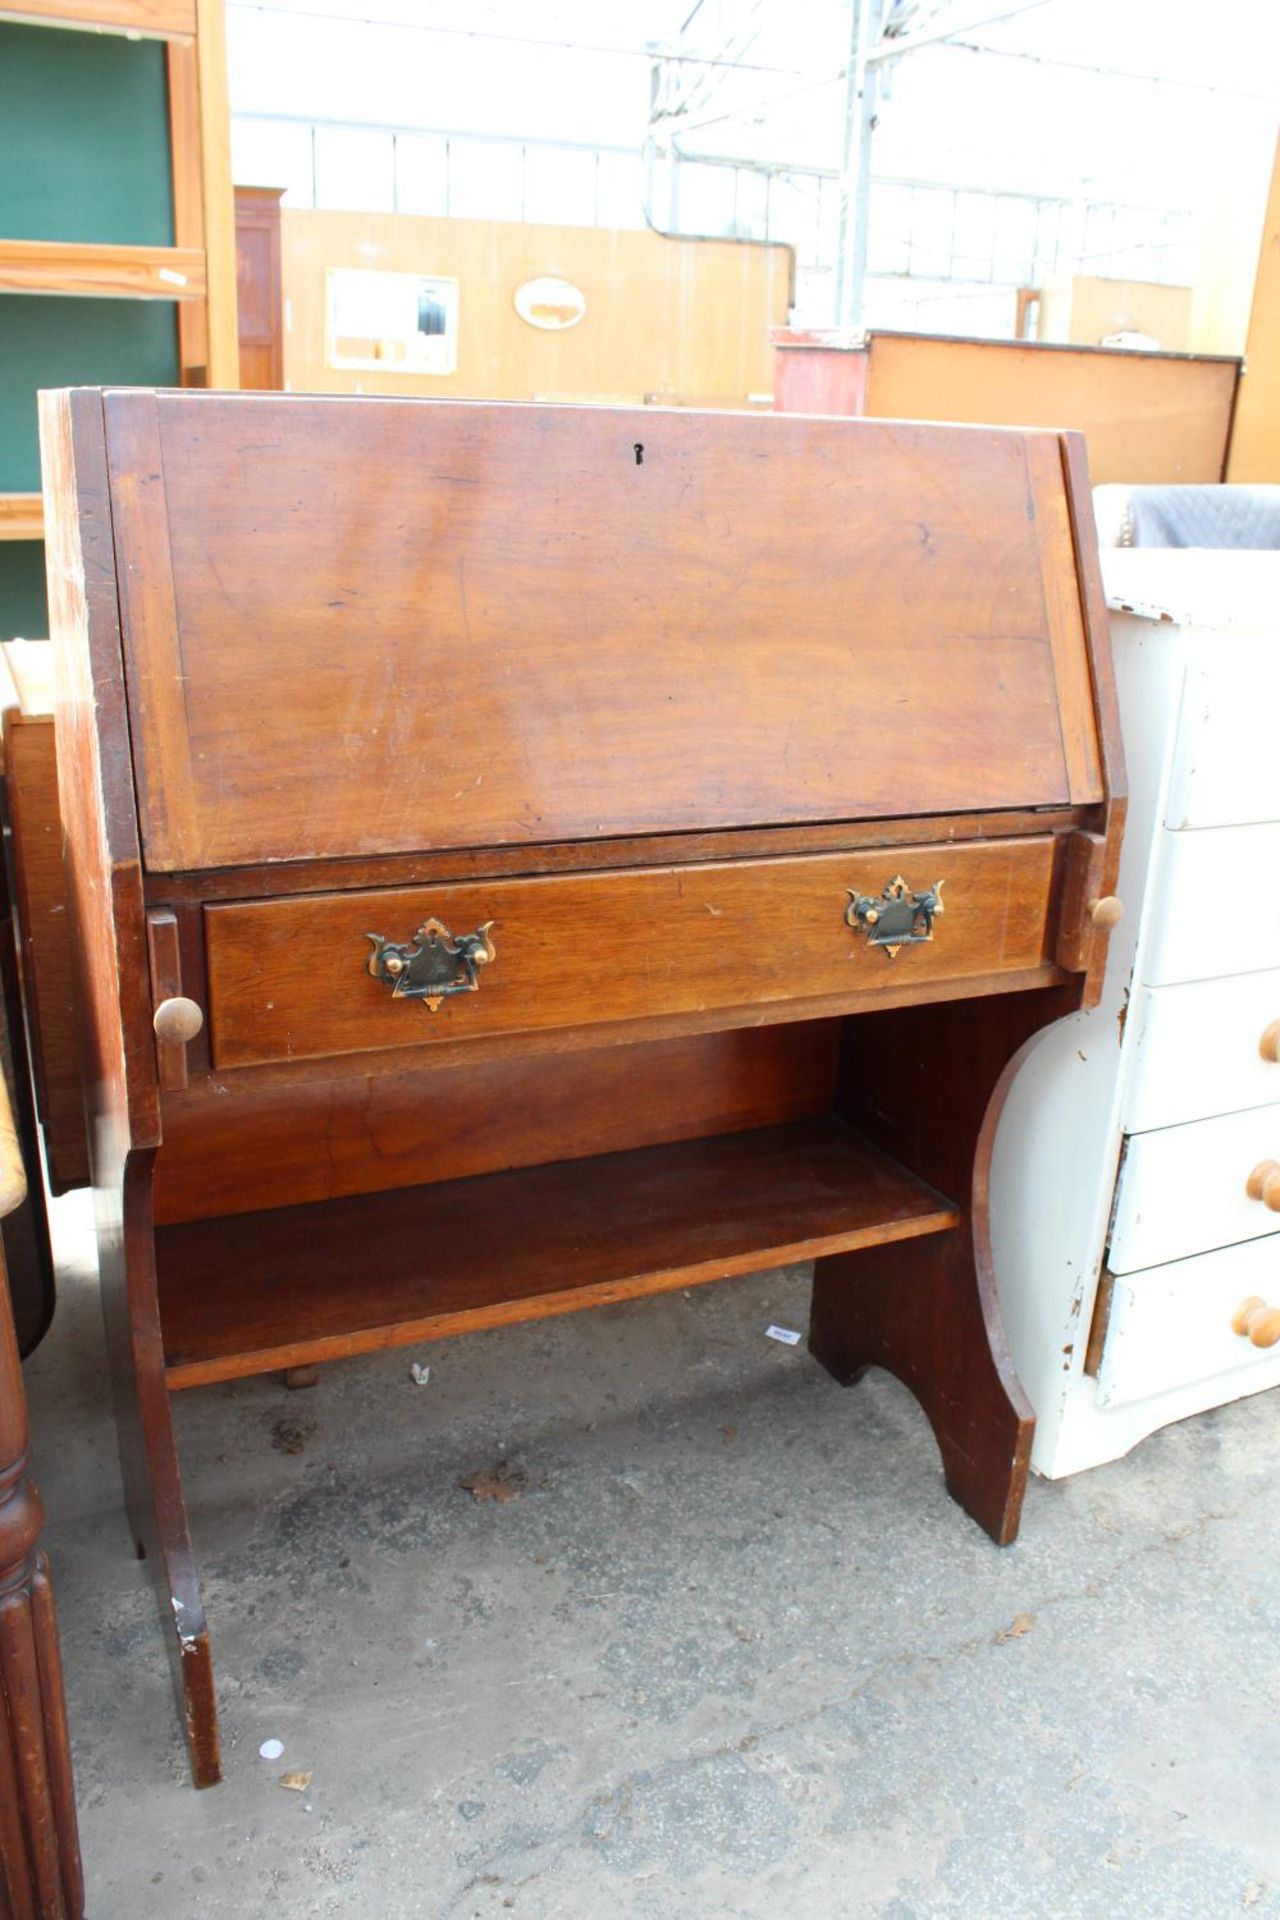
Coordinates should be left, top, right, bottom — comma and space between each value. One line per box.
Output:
102, 391, 1102, 872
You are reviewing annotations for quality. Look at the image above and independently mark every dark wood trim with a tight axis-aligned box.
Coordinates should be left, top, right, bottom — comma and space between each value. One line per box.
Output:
140, 806, 1089, 905
40, 390, 219, 1788
0, 1067, 84, 1919
813, 983, 1079, 1544
1059, 430, 1129, 1007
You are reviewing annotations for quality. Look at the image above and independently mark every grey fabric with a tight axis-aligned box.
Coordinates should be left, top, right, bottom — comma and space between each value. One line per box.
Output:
1093, 484, 1280, 549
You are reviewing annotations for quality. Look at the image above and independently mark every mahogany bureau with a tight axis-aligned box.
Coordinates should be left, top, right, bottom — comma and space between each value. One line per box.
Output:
40, 388, 1124, 1787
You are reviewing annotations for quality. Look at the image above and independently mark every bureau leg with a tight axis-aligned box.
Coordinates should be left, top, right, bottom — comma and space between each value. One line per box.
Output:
809, 1227, 1032, 1545
820, 987, 1078, 1546
100, 1157, 221, 1787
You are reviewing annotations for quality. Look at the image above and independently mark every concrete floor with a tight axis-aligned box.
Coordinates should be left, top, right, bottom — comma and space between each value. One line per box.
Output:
22, 1191, 1280, 1920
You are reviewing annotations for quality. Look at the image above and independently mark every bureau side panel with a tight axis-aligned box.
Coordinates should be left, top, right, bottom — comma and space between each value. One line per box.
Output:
40, 389, 158, 1160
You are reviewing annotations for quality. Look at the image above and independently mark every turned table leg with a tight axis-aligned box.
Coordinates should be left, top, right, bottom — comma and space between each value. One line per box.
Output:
0, 1075, 83, 1920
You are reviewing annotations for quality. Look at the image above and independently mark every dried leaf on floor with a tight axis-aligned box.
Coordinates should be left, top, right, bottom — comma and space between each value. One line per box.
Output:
460, 1460, 530, 1504
993, 1612, 1036, 1644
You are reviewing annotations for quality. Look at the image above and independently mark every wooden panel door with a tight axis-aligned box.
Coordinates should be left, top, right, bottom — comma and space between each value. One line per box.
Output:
103, 390, 1102, 871
233, 186, 283, 390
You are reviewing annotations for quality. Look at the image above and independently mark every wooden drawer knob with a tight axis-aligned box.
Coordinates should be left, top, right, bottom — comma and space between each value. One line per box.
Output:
1089, 895, 1123, 931
1247, 1160, 1280, 1209
153, 996, 204, 1045
1232, 1296, 1280, 1348
1261, 1021, 1280, 1064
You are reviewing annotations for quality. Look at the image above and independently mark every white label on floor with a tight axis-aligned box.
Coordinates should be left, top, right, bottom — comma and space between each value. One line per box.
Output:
765, 1325, 801, 1346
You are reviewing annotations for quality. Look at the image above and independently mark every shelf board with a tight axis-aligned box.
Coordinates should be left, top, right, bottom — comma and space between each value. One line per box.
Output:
159, 1117, 960, 1389
0, 495, 43, 542
0, 239, 206, 300
0, 0, 195, 37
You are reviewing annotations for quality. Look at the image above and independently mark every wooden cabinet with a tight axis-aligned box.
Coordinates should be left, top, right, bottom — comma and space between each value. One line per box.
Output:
233, 185, 282, 390
42, 388, 1124, 1788
992, 550, 1280, 1477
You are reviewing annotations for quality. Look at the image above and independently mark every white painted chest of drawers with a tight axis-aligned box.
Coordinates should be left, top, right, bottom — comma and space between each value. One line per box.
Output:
992, 549, 1280, 1477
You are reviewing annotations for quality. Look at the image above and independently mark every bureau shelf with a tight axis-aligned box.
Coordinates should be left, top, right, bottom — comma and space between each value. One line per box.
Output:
157, 1117, 960, 1389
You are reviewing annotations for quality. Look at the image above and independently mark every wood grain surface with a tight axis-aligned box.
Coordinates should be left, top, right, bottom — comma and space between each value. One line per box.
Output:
204, 837, 1055, 1068
154, 1022, 840, 1223
3, 714, 90, 1192
0, 1047, 84, 1919
104, 391, 1098, 870
158, 1116, 960, 1387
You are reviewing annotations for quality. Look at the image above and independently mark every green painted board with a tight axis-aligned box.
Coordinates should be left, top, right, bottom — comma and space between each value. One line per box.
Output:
0, 544, 49, 642
0, 298, 179, 493
0, 23, 174, 246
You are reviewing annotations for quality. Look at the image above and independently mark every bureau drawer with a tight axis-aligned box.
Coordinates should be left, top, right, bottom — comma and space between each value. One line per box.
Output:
1096, 1238, 1280, 1409
1142, 824, 1280, 986
203, 837, 1055, 1070
1108, 1106, 1280, 1274
1123, 971, 1280, 1133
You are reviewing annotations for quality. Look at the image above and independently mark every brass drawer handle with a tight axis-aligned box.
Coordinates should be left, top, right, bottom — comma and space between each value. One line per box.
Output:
1232, 1296, 1280, 1349
365, 917, 495, 1013
845, 874, 944, 959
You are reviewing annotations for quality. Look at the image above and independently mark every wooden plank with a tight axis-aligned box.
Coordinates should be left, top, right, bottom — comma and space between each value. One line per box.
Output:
1227, 133, 1280, 481
1024, 432, 1103, 805
1059, 431, 1127, 1006
0, 1061, 84, 1920
193, 0, 237, 388
141, 807, 1087, 906
146, 908, 188, 1091
102, 393, 202, 881
166, 40, 208, 384
108, 393, 1086, 870
0, 496, 42, 542
865, 331, 1239, 485
0, 0, 194, 34
0, 240, 205, 299
40, 390, 218, 1786
203, 837, 1056, 1070
157, 1117, 961, 1387
4, 713, 91, 1192
154, 1023, 841, 1223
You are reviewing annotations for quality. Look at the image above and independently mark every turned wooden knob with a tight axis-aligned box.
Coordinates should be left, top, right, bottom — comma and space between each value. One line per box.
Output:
153, 996, 203, 1045
1089, 896, 1124, 931
1246, 1160, 1280, 1209
1261, 1021, 1280, 1063
1231, 1296, 1280, 1348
